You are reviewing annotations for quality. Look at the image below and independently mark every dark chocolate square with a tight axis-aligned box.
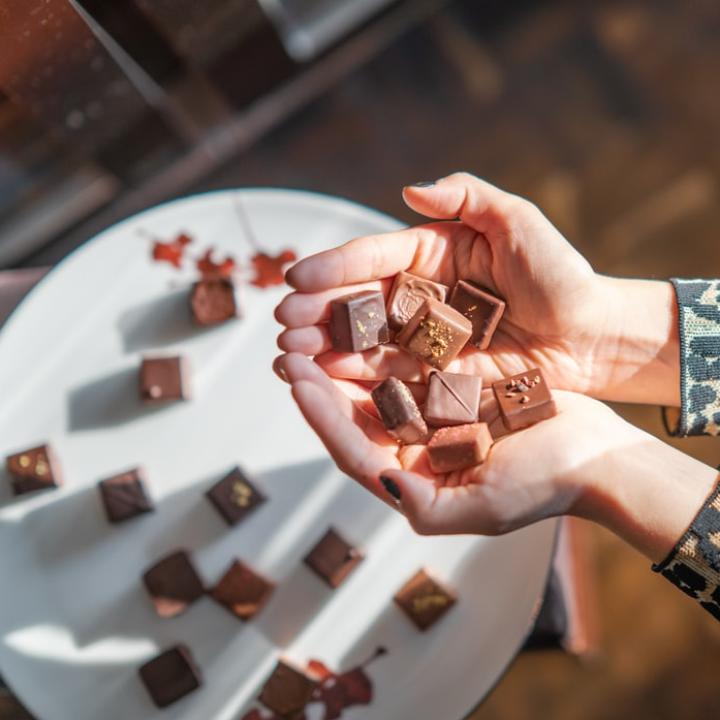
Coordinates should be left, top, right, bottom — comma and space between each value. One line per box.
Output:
98, 467, 153, 524
190, 278, 241, 326
492, 368, 556, 431
329, 290, 389, 353
259, 661, 317, 717
371, 377, 428, 444
138, 644, 202, 708
142, 550, 204, 618
206, 467, 266, 526
424, 371, 482, 426
394, 569, 457, 631
140, 356, 190, 403
449, 280, 505, 350
6, 444, 61, 495
210, 559, 274, 620
304, 528, 363, 588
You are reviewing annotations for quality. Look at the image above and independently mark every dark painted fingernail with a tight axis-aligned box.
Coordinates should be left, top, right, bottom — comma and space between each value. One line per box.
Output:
410, 180, 436, 188
380, 475, 402, 501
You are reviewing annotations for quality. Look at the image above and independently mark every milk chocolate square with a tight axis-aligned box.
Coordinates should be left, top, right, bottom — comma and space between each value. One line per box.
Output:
386, 271, 448, 330
396, 298, 472, 370
142, 550, 204, 618
190, 278, 241, 326
206, 467, 266, 526
449, 280, 505, 349
394, 569, 456, 631
210, 559, 274, 621
424, 371, 481, 426
329, 290, 389, 352
140, 356, 190, 403
371, 377, 428, 444
99, 467, 153, 524
492, 368, 556, 431
139, 645, 202, 708
427, 422, 492, 473
304, 528, 363, 588
5, 444, 61, 495
259, 661, 317, 717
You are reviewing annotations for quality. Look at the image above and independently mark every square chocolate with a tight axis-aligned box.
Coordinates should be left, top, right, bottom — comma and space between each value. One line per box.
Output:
394, 569, 457, 631
424, 371, 482, 426
210, 559, 274, 620
427, 422, 492, 473
396, 298, 472, 370
98, 467, 153, 524
140, 356, 190, 403
259, 661, 317, 717
206, 467, 266, 526
329, 290, 389, 352
142, 550, 204, 618
449, 280, 505, 350
492, 368, 557, 431
190, 278, 241, 326
371, 377, 428, 444
386, 271, 448, 330
6, 444, 61, 495
139, 644, 202, 708
304, 528, 363, 588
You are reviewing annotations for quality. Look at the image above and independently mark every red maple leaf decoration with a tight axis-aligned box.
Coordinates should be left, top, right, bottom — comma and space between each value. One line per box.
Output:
151, 232, 192, 269
196, 247, 237, 279
250, 249, 297, 288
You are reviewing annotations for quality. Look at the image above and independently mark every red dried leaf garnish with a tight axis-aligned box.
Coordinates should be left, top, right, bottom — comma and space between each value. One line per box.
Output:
151, 232, 193, 268
336, 668, 372, 707
196, 247, 237, 279
307, 659, 334, 681
250, 250, 296, 288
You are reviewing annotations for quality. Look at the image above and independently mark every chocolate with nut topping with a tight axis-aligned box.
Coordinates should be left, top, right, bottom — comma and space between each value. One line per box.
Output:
386, 271, 448, 330
449, 280, 505, 350
371, 377, 428, 444
492, 368, 557, 431
329, 290, 389, 352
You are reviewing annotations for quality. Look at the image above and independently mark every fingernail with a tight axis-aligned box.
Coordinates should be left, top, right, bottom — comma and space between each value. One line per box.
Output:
409, 180, 436, 189
380, 475, 402, 502
272, 357, 288, 382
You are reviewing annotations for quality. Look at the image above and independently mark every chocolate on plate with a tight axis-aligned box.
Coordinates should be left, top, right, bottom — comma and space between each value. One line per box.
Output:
449, 280, 505, 350
210, 559, 274, 621
427, 422, 493, 474
98, 467, 153, 524
206, 466, 266, 526
492, 368, 557, 431
190, 278, 241, 326
139, 356, 190, 403
396, 298, 472, 370
5, 444, 61, 495
424, 371, 481, 426
139, 644, 202, 708
142, 549, 204, 618
329, 290, 389, 353
371, 377, 428, 444
386, 271, 448, 330
304, 527, 363, 588
259, 661, 317, 717
394, 569, 457, 631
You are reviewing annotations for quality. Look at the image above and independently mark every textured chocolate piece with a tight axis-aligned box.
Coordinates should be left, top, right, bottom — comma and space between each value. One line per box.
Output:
142, 550, 204, 618
386, 271, 448, 330
259, 661, 317, 717
449, 280, 505, 350
329, 290, 389, 352
190, 278, 241, 326
371, 377, 428, 444
304, 528, 363, 588
140, 356, 190, 403
394, 569, 456, 631
98, 467, 153, 524
206, 467, 266, 526
492, 368, 557, 431
427, 422, 493, 473
5, 444, 61, 495
139, 645, 202, 708
210, 559, 274, 620
396, 298, 472, 370
424, 371, 482, 426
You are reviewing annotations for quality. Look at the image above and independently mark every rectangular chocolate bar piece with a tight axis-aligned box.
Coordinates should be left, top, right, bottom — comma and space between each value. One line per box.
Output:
427, 422, 492, 473
210, 559, 274, 620
424, 371, 482, 426
5, 444, 61, 495
396, 298, 472, 370
206, 466, 266, 526
98, 467, 153, 524
386, 271, 448, 330
492, 368, 557, 431
394, 569, 457, 631
371, 377, 428, 444
259, 661, 317, 717
142, 549, 204, 618
190, 278, 241, 326
304, 527, 363, 588
449, 280, 505, 350
139, 644, 202, 708
329, 290, 389, 352
140, 356, 190, 403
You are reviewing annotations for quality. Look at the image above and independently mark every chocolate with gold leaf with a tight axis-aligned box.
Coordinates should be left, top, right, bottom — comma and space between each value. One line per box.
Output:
206, 467, 266, 526
6, 444, 61, 495
394, 569, 457, 631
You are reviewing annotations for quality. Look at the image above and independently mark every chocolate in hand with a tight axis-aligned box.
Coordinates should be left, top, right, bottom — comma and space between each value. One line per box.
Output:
492, 368, 556, 431
142, 550, 204, 618
99, 467, 153, 524
304, 527, 363, 588
427, 422, 492, 473
259, 661, 317, 717
449, 280, 505, 350
140, 356, 190, 403
190, 278, 241, 326
139, 644, 202, 708
371, 377, 428, 444
424, 371, 481, 426
386, 271, 448, 330
394, 569, 457, 631
210, 559, 274, 621
329, 290, 389, 352
206, 466, 266, 526
5, 444, 61, 495
396, 298, 472, 370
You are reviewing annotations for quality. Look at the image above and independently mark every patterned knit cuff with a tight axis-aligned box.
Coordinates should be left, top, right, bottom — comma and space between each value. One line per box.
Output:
666, 279, 720, 436
653, 478, 720, 620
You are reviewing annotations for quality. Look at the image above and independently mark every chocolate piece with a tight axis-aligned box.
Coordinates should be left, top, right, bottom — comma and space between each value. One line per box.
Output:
371, 377, 428, 444
139, 356, 190, 403
98, 467, 153, 524
386, 271, 448, 330
304, 528, 363, 588
142, 550, 204, 618
5, 444, 61, 495
394, 569, 456, 631
190, 278, 241, 326
206, 466, 266, 526
210, 559, 274, 620
259, 661, 317, 717
427, 422, 492, 473
424, 371, 481, 426
329, 290, 389, 352
139, 644, 202, 708
492, 368, 557, 431
449, 280, 505, 349
396, 298, 472, 370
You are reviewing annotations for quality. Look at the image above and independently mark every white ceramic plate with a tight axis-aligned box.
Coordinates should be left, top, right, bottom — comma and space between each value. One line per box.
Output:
0, 189, 556, 720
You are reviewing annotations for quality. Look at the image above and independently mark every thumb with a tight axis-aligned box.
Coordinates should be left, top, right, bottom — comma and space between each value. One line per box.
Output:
379, 469, 438, 535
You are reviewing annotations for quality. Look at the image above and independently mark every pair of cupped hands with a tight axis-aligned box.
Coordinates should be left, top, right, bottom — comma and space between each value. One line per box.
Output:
272, 173, 708, 561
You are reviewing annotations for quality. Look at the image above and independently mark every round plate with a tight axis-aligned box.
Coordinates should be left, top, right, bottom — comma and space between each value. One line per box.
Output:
0, 189, 556, 720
